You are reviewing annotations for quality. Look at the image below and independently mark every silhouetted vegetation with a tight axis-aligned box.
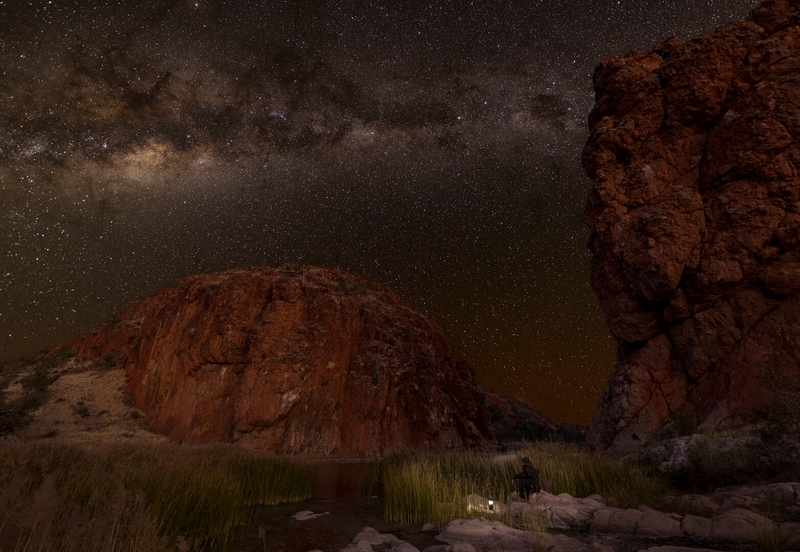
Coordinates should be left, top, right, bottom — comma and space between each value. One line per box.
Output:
664, 435, 761, 493
335, 275, 367, 294
489, 405, 586, 446
0, 348, 72, 435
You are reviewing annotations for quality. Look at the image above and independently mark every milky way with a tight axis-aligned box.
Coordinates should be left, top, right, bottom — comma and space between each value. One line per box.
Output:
1, 0, 761, 423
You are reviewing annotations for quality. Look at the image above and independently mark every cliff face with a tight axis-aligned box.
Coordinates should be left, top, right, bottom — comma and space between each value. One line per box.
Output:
64, 266, 494, 456
583, 0, 800, 454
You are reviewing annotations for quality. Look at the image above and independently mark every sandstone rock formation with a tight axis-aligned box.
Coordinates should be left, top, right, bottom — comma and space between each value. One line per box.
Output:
429, 517, 614, 552
63, 266, 495, 456
499, 489, 798, 545
583, 0, 800, 453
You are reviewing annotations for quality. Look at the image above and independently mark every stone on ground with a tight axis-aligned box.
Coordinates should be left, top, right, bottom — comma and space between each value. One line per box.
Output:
434, 518, 612, 552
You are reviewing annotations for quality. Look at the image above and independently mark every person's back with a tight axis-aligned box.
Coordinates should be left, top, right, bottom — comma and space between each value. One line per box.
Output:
512, 457, 540, 499
523, 463, 540, 493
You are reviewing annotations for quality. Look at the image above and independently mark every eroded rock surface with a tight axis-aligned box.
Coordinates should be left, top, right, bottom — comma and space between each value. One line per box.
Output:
62, 266, 496, 456
583, 0, 800, 453
429, 518, 612, 552
668, 481, 800, 518
507, 490, 796, 544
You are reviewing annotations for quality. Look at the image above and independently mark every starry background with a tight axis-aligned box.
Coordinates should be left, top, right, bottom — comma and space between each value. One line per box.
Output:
1, 0, 761, 424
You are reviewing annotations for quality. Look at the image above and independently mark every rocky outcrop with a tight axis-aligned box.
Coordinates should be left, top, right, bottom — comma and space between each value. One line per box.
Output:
583, 0, 800, 453
504, 490, 797, 544
429, 518, 613, 552
335, 486, 800, 551
668, 482, 800, 519
338, 521, 614, 552
62, 266, 496, 456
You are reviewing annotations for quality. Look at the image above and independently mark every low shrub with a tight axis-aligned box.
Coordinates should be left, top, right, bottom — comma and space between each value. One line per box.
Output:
757, 522, 800, 552
678, 434, 759, 492
0, 352, 67, 435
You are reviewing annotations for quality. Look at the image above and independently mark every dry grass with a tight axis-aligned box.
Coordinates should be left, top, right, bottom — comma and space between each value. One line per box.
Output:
0, 443, 313, 551
756, 522, 800, 552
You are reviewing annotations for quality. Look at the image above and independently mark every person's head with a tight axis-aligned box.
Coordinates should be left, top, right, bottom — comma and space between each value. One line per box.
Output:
521, 456, 532, 466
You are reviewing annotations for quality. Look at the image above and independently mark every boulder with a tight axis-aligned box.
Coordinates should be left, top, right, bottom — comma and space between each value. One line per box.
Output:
679, 515, 713, 541
633, 511, 684, 539
534, 492, 604, 531
583, 0, 800, 454
639, 546, 717, 552
589, 508, 644, 535
61, 266, 497, 456
434, 518, 612, 552
710, 508, 775, 542
352, 527, 405, 548
340, 527, 414, 552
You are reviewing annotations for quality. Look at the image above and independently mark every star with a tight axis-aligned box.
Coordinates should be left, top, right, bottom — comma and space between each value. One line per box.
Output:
0, 0, 762, 424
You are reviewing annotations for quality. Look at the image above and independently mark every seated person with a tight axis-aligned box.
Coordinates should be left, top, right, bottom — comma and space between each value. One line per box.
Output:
512, 456, 540, 500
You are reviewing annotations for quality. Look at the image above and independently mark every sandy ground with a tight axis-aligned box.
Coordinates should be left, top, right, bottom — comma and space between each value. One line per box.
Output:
4, 359, 168, 445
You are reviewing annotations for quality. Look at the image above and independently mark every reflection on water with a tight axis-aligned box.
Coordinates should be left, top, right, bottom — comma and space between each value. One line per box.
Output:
226, 461, 418, 552
304, 461, 381, 499
230, 498, 384, 552
229, 498, 438, 552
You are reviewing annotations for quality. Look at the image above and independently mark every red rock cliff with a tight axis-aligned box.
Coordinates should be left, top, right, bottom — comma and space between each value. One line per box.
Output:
583, 0, 800, 454
64, 266, 494, 456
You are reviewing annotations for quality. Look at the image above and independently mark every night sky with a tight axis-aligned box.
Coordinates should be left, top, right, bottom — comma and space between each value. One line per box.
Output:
1, 0, 761, 424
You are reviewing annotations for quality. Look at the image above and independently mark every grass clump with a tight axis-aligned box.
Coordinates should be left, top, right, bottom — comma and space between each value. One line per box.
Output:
382, 442, 663, 527
519, 443, 662, 506
382, 450, 515, 526
665, 433, 761, 493
757, 523, 800, 552
0, 444, 313, 551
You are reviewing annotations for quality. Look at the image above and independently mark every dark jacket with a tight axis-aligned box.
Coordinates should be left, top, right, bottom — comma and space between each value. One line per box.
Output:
513, 458, 541, 493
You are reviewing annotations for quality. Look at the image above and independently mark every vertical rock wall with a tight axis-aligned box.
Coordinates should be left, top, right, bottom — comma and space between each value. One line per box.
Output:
583, 0, 800, 454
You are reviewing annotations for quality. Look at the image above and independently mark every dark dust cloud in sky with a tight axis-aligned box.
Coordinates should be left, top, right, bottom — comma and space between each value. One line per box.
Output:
1, 0, 761, 424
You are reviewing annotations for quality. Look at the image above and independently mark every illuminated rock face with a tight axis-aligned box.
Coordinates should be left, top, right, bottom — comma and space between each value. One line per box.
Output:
65, 266, 494, 456
583, 0, 800, 454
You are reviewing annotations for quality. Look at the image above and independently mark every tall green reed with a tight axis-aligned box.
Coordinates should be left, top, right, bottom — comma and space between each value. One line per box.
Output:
517, 442, 662, 506
382, 442, 664, 526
